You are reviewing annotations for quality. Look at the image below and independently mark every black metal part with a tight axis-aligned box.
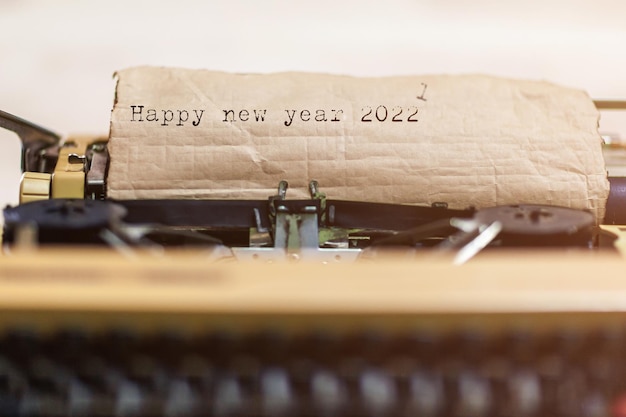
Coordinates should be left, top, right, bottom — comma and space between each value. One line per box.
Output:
367, 218, 458, 247
3, 197, 473, 247
606, 177, 626, 225
3, 199, 126, 244
85, 142, 109, 200
116, 199, 472, 232
474, 204, 595, 247
326, 200, 473, 230
0, 109, 61, 172
116, 179, 623, 233
118, 199, 272, 230
0, 193, 609, 251
273, 199, 322, 222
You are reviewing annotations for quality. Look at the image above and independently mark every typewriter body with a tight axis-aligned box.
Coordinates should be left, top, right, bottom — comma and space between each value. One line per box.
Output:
2, 107, 626, 416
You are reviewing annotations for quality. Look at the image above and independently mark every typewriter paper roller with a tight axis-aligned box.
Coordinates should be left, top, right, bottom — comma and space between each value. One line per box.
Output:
108, 67, 609, 222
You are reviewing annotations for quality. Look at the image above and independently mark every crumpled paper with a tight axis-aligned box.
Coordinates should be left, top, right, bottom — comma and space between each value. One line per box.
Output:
108, 66, 609, 223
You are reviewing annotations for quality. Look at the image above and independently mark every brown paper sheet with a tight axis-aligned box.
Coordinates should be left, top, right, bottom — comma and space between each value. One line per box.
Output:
108, 67, 609, 222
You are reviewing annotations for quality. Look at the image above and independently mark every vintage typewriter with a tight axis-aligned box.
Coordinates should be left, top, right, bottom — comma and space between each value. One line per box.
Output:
2, 106, 626, 416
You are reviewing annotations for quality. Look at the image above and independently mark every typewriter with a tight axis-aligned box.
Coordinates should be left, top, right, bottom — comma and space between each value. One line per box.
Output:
2, 106, 626, 416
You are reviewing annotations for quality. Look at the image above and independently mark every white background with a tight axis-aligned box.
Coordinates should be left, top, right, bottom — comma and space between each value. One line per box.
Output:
1, 0, 625, 208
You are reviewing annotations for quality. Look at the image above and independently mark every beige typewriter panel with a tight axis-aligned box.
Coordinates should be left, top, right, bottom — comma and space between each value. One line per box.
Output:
0, 248, 625, 333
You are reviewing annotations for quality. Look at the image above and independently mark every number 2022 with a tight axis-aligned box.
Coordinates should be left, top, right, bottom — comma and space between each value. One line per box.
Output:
361, 106, 419, 123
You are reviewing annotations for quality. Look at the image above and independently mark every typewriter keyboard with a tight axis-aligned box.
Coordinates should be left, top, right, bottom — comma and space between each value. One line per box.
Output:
1, 326, 625, 417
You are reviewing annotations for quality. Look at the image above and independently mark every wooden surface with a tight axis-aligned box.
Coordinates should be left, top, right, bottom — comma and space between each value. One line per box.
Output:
0, 247, 625, 332
0, 248, 625, 314
0, 249, 624, 309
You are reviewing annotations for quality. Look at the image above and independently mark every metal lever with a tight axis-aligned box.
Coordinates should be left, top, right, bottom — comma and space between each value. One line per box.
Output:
277, 180, 288, 200
436, 218, 503, 265
235, 181, 361, 262
0, 109, 61, 172
450, 221, 503, 265
86, 145, 109, 200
